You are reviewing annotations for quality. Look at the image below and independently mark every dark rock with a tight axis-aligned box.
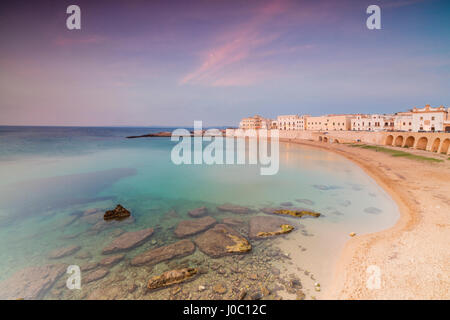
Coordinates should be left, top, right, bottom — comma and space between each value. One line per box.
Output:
48, 245, 81, 259
104, 204, 131, 221
174, 216, 216, 238
194, 224, 251, 258
102, 227, 154, 254
188, 207, 208, 218
0, 264, 66, 299
147, 268, 198, 290
130, 239, 195, 266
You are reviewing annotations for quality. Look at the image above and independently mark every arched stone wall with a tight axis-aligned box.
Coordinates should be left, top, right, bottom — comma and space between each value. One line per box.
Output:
440, 139, 450, 154
385, 135, 394, 146
416, 137, 428, 150
394, 135, 404, 147
431, 138, 441, 152
405, 136, 415, 148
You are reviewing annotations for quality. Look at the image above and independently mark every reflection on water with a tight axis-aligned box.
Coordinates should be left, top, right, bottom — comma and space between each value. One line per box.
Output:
0, 127, 399, 300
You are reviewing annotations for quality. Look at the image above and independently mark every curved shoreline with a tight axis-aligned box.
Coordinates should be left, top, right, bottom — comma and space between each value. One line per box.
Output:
281, 138, 449, 299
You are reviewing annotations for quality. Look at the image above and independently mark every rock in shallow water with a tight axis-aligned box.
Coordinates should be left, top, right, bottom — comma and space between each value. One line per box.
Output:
248, 216, 294, 239
83, 268, 109, 284
217, 204, 253, 214
147, 268, 198, 290
188, 206, 208, 218
194, 224, 251, 258
261, 208, 320, 218
102, 227, 154, 254
174, 216, 216, 238
0, 264, 67, 300
99, 254, 124, 267
130, 239, 195, 266
48, 245, 81, 259
103, 204, 131, 221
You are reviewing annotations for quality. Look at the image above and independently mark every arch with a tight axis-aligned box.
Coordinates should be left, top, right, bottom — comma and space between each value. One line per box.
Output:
323, 137, 328, 143
416, 137, 428, 150
334, 139, 340, 144
394, 135, 404, 147
318, 136, 322, 142
441, 139, 450, 154
385, 135, 394, 146
404, 136, 415, 148
431, 138, 440, 152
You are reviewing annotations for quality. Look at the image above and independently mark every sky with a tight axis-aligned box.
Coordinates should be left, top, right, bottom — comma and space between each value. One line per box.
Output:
0, 0, 449, 127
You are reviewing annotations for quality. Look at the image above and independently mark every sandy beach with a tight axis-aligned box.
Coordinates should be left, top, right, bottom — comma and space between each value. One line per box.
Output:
282, 139, 450, 299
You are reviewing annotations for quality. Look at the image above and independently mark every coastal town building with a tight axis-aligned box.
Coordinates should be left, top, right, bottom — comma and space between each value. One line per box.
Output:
351, 114, 395, 131
411, 105, 448, 132
238, 105, 449, 133
306, 114, 354, 131
394, 112, 413, 132
277, 115, 306, 130
239, 115, 272, 130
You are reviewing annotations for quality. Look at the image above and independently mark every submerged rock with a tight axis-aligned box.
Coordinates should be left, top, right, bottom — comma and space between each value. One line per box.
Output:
194, 224, 251, 258
364, 207, 382, 214
222, 217, 244, 227
0, 264, 67, 300
90, 215, 135, 233
212, 282, 228, 294
249, 216, 294, 239
104, 204, 131, 221
102, 227, 154, 254
48, 245, 81, 259
147, 268, 198, 290
280, 202, 293, 207
81, 262, 99, 272
130, 239, 195, 266
188, 207, 208, 218
174, 216, 216, 238
83, 268, 109, 284
217, 204, 253, 214
99, 254, 124, 267
261, 208, 320, 218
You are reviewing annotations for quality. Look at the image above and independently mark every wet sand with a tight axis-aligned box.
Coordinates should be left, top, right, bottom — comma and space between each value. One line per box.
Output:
282, 139, 450, 299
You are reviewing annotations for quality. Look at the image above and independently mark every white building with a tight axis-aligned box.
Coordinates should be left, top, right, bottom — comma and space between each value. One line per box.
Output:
394, 112, 413, 132
351, 114, 394, 131
277, 115, 307, 130
411, 105, 448, 132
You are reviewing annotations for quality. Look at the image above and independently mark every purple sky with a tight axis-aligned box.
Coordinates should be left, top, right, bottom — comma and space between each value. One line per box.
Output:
1, 0, 449, 126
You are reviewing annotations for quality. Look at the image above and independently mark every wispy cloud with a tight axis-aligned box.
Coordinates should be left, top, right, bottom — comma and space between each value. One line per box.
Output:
180, 0, 298, 87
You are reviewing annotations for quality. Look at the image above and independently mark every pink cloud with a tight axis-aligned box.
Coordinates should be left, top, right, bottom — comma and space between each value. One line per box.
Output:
180, 0, 295, 87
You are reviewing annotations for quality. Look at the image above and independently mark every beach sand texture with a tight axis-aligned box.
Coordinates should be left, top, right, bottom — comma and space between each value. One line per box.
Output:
284, 139, 450, 299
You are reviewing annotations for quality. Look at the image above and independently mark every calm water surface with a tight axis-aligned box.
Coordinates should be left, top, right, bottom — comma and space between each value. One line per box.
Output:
0, 127, 399, 299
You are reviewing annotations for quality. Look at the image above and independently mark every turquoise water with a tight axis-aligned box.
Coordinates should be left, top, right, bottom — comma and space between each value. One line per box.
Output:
0, 127, 399, 300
